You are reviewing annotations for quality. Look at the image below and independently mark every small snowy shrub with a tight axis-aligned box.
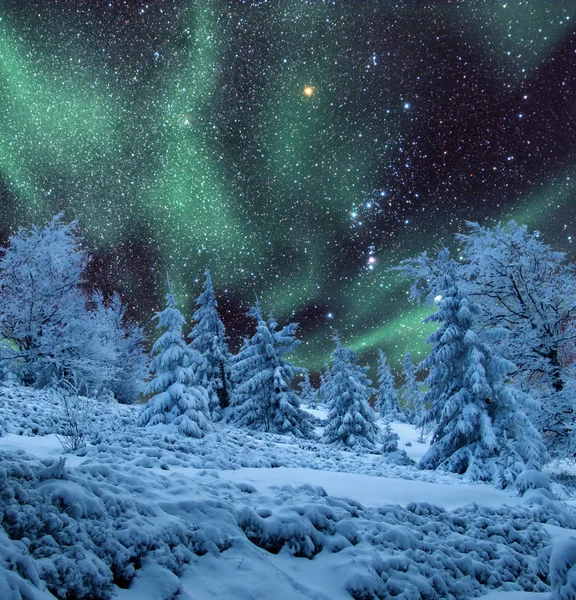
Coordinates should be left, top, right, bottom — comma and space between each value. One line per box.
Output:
514, 469, 552, 496
381, 421, 399, 453
0, 452, 233, 600
53, 378, 91, 452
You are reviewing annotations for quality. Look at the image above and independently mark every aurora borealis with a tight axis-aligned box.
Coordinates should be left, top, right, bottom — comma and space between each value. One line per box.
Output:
1, 1, 575, 376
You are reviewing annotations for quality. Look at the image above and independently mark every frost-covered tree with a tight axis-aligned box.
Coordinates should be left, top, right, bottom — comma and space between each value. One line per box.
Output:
397, 223, 576, 458
381, 420, 400, 453
188, 270, 231, 415
375, 350, 404, 421
399, 351, 423, 425
299, 371, 318, 407
228, 302, 311, 437
50, 302, 119, 396
548, 370, 576, 459
322, 336, 379, 451
139, 287, 211, 438
457, 222, 576, 456
92, 292, 148, 404
114, 320, 148, 405
318, 364, 332, 406
418, 262, 547, 486
395, 246, 456, 306
0, 215, 140, 396
0, 215, 88, 386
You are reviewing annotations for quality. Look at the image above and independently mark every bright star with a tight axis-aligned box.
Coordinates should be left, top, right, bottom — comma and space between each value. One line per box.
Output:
303, 85, 314, 97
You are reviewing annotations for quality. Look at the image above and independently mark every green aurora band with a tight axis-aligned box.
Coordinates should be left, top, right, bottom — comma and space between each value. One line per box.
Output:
0, 2, 574, 375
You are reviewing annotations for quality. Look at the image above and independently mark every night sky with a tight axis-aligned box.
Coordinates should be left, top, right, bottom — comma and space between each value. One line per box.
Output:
1, 0, 575, 376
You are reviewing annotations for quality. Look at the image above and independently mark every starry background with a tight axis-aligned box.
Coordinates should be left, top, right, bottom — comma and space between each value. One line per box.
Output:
0, 0, 575, 378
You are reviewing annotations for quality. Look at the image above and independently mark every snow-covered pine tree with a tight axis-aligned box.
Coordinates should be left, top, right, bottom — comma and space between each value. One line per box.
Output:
381, 420, 400, 453
457, 221, 576, 458
418, 260, 547, 486
92, 291, 148, 404
298, 370, 318, 407
138, 285, 211, 438
322, 336, 379, 451
228, 302, 311, 437
188, 270, 231, 416
400, 351, 423, 425
318, 364, 332, 406
397, 225, 576, 460
115, 319, 148, 405
375, 350, 404, 422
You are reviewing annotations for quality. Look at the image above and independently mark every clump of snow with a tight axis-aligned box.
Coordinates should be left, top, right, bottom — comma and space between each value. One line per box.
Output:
0, 450, 233, 599
515, 469, 553, 496
549, 537, 576, 599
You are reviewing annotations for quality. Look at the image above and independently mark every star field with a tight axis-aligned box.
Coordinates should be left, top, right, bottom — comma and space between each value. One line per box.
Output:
0, 0, 575, 375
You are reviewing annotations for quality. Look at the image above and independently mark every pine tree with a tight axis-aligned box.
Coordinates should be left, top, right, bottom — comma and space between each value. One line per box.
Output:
400, 351, 423, 425
397, 224, 576, 459
188, 270, 230, 416
299, 371, 318, 407
139, 286, 211, 438
381, 420, 400, 453
228, 302, 311, 437
457, 221, 576, 457
322, 336, 379, 451
375, 350, 404, 422
318, 364, 332, 406
418, 262, 547, 486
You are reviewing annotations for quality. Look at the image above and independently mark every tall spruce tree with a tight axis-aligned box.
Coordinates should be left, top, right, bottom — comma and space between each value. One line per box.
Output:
375, 350, 404, 421
299, 371, 318, 407
139, 285, 212, 438
400, 351, 423, 424
397, 225, 576, 460
322, 336, 379, 451
418, 262, 547, 486
318, 364, 332, 406
228, 302, 311, 437
188, 270, 230, 415
457, 222, 576, 457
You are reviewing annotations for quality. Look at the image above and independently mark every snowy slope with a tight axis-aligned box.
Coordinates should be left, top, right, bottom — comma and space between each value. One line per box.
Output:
1, 384, 575, 600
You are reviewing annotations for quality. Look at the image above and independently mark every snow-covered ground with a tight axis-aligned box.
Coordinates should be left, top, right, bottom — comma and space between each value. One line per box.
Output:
216, 466, 524, 511
1, 385, 575, 599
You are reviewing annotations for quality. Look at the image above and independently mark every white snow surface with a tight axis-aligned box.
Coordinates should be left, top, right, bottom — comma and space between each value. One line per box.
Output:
217, 466, 523, 510
1, 383, 575, 600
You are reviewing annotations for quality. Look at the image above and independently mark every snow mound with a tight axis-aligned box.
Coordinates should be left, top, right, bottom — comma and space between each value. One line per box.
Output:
549, 537, 576, 600
0, 451, 233, 599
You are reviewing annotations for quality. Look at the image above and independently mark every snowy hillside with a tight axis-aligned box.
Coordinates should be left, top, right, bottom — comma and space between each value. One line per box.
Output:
2, 384, 576, 600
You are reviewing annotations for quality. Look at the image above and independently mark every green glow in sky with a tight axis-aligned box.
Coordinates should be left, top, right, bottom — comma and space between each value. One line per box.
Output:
1, 1, 573, 375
